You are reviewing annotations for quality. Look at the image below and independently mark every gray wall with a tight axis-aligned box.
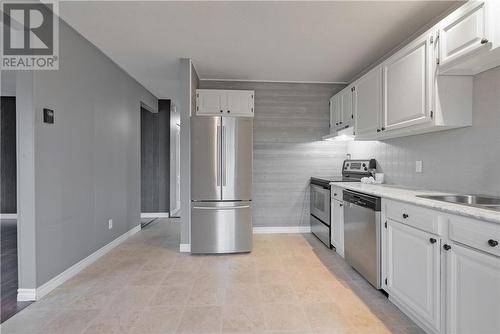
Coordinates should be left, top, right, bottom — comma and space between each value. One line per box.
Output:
1, 71, 16, 96
1, 97, 17, 213
179, 59, 198, 245
140, 100, 170, 213
18, 20, 157, 287
347, 66, 500, 197
170, 102, 180, 215
16, 71, 37, 290
198, 81, 346, 228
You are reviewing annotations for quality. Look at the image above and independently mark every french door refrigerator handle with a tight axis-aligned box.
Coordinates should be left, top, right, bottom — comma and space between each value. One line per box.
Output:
193, 205, 250, 210
222, 125, 227, 186
216, 125, 221, 186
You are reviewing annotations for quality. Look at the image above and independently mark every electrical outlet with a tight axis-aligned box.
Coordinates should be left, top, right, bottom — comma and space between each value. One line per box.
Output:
416, 160, 423, 173
108, 219, 113, 230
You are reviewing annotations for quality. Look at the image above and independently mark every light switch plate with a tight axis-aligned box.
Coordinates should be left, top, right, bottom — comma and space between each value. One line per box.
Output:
108, 219, 113, 230
416, 160, 423, 173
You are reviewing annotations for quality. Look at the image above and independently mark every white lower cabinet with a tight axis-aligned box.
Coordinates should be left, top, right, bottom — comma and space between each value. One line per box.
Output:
383, 200, 500, 334
386, 219, 441, 333
444, 242, 500, 334
331, 199, 344, 258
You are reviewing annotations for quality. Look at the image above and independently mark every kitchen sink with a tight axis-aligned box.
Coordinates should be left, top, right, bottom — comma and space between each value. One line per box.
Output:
417, 194, 500, 211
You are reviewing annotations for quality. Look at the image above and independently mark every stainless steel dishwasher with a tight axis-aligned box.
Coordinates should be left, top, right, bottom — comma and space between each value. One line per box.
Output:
343, 190, 382, 289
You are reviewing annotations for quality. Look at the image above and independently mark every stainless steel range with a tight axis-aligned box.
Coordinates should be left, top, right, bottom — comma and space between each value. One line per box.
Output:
310, 159, 375, 247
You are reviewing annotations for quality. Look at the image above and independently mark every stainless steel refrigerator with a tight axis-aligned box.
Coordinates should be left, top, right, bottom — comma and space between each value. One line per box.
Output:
191, 115, 253, 253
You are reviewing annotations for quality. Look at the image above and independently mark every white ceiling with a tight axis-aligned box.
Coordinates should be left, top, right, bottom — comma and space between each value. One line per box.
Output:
59, 1, 458, 98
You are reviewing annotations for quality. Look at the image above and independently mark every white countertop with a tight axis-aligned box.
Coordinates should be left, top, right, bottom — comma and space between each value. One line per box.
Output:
330, 182, 500, 224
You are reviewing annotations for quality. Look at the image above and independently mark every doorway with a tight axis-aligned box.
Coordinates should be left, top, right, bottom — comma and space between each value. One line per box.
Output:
1, 74, 31, 322
140, 100, 170, 226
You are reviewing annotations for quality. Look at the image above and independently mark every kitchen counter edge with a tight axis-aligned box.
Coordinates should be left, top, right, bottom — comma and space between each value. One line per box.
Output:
330, 182, 500, 225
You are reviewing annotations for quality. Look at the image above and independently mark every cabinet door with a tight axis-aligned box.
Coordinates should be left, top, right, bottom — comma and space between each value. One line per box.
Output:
383, 33, 433, 131
446, 243, 500, 334
386, 219, 441, 332
331, 200, 344, 258
226, 90, 254, 117
354, 66, 383, 137
329, 96, 339, 135
439, 1, 491, 68
338, 87, 353, 130
197, 90, 226, 116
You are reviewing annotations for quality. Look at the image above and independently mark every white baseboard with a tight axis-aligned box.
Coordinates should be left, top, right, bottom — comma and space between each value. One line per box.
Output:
179, 243, 191, 252
0, 213, 17, 219
18, 224, 142, 301
17, 289, 36, 301
170, 208, 180, 217
253, 226, 311, 234
177, 226, 311, 253
141, 212, 169, 218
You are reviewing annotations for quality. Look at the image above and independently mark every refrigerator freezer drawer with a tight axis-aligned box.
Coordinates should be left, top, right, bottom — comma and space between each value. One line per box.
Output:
191, 201, 252, 254
311, 214, 330, 247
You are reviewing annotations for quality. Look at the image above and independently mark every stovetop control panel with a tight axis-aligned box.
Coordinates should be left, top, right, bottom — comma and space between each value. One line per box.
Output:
342, 159, 376, 176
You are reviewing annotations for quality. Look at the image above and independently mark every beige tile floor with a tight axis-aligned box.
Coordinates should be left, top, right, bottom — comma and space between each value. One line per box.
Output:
1, 219, 424, 334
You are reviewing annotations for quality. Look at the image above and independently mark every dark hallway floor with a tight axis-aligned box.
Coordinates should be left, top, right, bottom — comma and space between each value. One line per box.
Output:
1, 219, 31, 323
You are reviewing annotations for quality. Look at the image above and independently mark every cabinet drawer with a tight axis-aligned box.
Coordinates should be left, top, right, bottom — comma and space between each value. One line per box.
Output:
385, 200, 440, 235
449, 216, 500, 257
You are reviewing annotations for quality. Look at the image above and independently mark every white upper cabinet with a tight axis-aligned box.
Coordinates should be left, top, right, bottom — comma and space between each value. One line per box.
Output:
386, 219, 441, 334
438, 1, 490, 67
438, 0, 500, 75
196, 90, 254, 117
327, 85, 353, 136
445, 242, 500, 334
197, 89, 227, 116
338, 86, 353, 130
329, 96, 339, 135
226, 90, 254, 117
354, 66, 383, 137
383, 33, 434, 132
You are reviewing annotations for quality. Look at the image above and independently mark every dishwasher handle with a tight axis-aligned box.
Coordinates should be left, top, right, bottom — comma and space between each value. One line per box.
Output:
343, 190, 381, 211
